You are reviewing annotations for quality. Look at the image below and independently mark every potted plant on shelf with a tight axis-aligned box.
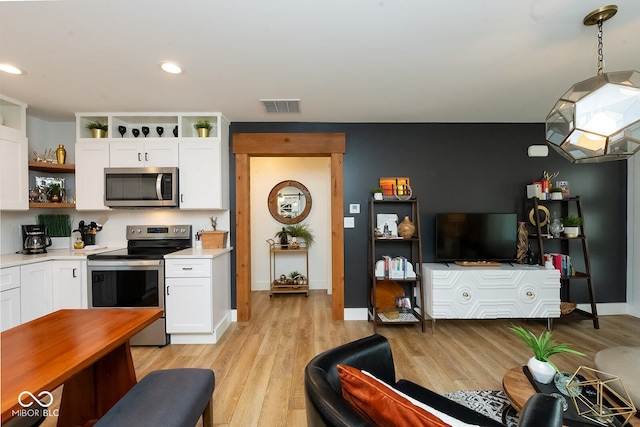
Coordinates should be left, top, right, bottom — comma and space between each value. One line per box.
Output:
373, 187, 383, 200
509, 325, 585, 384
550, 187, 564, 200
85, 121, 108, 138
47, 183, 63, 203
193, 120, 212, 138
561, 215, 582, 238
284, 223, 315, 248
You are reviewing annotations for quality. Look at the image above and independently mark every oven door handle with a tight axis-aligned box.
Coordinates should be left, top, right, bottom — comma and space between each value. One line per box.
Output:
87, 260, 164, 267
156, 174, 163, 200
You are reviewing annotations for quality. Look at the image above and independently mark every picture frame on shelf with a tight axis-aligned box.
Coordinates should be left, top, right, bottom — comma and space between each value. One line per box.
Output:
379, 177, 411, 199
395, 296, 411, 313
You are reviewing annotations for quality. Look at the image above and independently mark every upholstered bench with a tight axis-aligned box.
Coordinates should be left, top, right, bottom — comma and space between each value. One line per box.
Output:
95, 368, 215, 427
594, 346, 640, 407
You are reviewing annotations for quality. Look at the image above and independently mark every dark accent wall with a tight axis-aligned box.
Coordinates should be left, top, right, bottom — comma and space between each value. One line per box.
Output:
229, 122, 627, 309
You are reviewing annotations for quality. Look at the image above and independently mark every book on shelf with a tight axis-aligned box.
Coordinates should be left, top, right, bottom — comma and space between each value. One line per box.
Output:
545, 253, 572, 276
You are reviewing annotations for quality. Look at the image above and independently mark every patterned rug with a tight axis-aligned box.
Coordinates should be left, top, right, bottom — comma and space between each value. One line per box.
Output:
444, 390, 519, 427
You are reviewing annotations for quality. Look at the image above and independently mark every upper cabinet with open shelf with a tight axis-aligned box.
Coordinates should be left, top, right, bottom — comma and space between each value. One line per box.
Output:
0, 94, 27, 139
75, 112, 226, 141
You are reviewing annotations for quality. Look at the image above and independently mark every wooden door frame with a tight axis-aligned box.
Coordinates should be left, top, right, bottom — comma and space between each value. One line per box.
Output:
232, 133, 346, 321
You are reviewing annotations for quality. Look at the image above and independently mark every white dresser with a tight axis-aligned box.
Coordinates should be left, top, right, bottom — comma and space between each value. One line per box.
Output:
421, 263, 560, 330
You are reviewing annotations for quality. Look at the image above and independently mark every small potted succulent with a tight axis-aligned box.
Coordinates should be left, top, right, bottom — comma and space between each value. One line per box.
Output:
85, 121, 108, 138
509, 325, 585, 384
373, 187, 383, 200
193, 120, 212, 137
561, 215, 582, 238
550, 187, 563, 200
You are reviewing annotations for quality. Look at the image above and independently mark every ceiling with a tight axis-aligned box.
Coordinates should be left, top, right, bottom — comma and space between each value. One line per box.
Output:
1, 0, 639, 124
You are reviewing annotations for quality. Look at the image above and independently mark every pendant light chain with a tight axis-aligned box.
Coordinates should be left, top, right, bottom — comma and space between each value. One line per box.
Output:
597, 19, 604, 75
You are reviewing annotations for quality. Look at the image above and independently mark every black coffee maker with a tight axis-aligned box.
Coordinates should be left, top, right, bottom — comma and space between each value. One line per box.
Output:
22, 224, 52, 254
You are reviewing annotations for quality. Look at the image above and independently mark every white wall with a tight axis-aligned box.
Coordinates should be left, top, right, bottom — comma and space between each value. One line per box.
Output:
250, 157, 331, 292
0, 115, 229, 254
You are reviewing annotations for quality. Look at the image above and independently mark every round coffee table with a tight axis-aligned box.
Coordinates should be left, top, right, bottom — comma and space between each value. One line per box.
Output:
502, 366, 537, 412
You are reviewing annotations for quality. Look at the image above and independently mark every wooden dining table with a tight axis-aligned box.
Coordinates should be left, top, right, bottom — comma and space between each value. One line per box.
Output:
1, 308, 162, 426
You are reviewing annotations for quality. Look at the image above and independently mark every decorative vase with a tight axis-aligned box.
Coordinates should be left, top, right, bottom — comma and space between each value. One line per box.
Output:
289, 236, 300, 249
527, 357, 555, 384
197, 128, 210, 138
516, 222, 528, 263
397, 216, 415, 239
563, 226, 580, 238
91, 129, 106, 138
56, 144, 66, 164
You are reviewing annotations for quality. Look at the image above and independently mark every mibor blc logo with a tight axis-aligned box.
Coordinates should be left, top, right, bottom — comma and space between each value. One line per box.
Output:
13, 390, 58, 418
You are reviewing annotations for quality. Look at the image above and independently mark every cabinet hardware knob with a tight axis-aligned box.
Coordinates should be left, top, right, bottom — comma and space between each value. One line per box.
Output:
145, 152, 149, 161
526, 291, 534, 297
138, 153, 142, 162
462, 291, 470, 298
167, 286, 170, 295
72, 268, 77, 278
182, 267, 193, 270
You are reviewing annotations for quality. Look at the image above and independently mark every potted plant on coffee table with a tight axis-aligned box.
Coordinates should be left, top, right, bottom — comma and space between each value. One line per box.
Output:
85, 121, 108, 138
561, 215, 582, 238
509, 325, 585, 384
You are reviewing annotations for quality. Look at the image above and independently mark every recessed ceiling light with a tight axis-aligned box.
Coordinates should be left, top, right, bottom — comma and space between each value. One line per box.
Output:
0, 64, 24, 75
158, 61, 184, 75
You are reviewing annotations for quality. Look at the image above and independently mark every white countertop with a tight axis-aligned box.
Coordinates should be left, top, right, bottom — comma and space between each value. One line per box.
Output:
0, 247, 123, 268
165, 247, 233, 259
1, 246, 233, 269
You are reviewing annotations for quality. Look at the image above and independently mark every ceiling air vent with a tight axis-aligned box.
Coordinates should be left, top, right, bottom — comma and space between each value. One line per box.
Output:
260, 99, 301, 113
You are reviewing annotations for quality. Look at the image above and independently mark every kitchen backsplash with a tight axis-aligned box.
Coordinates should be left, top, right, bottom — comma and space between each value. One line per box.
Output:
0, 210, 229, 254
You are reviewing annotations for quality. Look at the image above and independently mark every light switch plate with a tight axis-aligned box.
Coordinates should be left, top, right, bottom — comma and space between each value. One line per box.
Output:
349, 204, 360, 214
344, 217, 355, 228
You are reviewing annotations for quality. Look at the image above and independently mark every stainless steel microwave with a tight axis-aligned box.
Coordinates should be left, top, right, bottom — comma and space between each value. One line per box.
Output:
104, 167, 179, 208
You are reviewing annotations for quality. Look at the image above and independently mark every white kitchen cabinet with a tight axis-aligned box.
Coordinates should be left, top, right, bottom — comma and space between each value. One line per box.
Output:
52, 260, 86, 309
1, 288, 21, 331
1, 266, 21, 331
178, 137, 228, 209
0, 95, 28, 211
20, 262, 53, 323
421, 263, 560, 331
75, 141, 110, 210
109, 140, 178, 167
165, 258, 212, 334
165, 252, 230, 343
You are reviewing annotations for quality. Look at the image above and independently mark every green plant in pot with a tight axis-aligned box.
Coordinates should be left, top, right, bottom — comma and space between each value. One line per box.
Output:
561, 215, 582, 238
85, 121, 108, 138
509, 325, 585, 384
193, 120, 212, 137
550, 187, 563, 200
284, 223, 315, 248
373, 187, 383, 200
47, 183, 63, 203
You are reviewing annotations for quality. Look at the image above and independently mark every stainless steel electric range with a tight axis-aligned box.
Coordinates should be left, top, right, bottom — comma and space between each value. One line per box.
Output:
86, 225, 192, 346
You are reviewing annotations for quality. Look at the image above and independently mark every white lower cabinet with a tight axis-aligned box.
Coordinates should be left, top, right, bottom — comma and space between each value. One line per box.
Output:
165, 253, 230, 343
52, 260, 86, 309
1, 266, 21, 331
20, 262, 54, 323
166, 276, 212, 333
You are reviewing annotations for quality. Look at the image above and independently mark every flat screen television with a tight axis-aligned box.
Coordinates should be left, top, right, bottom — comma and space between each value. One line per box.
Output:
435, 213, 517, 262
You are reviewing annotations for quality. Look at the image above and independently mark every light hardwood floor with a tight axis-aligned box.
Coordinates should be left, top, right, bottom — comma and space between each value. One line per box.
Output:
43, 290, 640, 426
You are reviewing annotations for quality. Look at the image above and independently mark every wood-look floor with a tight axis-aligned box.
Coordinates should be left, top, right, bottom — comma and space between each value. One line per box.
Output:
42, 290, 640, 426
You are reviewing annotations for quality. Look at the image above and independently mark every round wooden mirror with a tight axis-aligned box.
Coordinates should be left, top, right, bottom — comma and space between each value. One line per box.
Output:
268, 180, 312, 224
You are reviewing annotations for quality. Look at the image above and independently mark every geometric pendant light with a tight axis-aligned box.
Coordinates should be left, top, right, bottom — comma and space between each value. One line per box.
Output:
545, 5, 640, 163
